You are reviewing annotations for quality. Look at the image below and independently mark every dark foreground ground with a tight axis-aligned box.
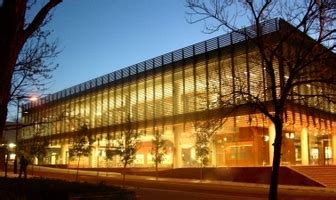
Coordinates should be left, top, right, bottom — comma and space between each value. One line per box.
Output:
15, 166, 336, 200
3, 165, 336, 200
0, 177, 135, 200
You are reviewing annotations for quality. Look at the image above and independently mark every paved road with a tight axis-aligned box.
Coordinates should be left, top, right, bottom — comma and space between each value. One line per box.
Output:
6, 165, 336, 200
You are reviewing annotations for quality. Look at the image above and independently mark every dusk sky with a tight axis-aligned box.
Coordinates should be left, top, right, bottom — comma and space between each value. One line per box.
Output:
7, 0, 242, 120
45, 0, 224, 94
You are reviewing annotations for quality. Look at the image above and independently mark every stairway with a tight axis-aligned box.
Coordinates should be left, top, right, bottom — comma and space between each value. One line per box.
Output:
291, 166, 336, 188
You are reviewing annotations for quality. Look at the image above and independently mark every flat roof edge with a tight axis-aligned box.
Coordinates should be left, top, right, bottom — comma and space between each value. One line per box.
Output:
24, 18, 280, 110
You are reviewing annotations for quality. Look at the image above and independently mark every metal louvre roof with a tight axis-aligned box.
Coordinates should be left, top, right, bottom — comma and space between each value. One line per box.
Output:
24, 18, 279, 110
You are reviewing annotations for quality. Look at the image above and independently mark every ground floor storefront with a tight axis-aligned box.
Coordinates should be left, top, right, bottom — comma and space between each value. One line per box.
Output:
26, 112, 336, 168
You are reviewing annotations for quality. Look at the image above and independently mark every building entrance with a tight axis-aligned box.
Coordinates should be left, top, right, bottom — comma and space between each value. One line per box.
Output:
310, 135, 332, 165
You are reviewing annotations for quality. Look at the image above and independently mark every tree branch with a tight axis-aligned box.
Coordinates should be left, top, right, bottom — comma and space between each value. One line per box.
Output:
23, 0, 62, 41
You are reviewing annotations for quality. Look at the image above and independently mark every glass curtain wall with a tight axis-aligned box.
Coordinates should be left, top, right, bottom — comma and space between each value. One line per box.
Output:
20, 21, 336, 167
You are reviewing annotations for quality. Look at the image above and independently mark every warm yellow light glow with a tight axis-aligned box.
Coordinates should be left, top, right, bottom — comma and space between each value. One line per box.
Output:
263, 135, 269, 142
9, 153, 16, 160
18, 24, 336, 169
163, 154, 173, 164
8, 143, 16, 148
30, 96, 38, 101
285, 132, 295, 139
135, 154, 144, 164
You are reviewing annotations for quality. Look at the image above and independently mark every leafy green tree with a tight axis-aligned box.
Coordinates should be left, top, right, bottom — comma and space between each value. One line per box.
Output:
28, 136, 49, 175
117, 115, 141, 186
69, 124, 94, 181
18, 120, 50, 175
29, 136, 49, 164
105, 148, 118, 161
28, 122, 49, 164
104, 134, 120, 168
151, 129, 167, 180
194, 125, 211, 167
193, 118, 222, 180
192, 75, 226, 179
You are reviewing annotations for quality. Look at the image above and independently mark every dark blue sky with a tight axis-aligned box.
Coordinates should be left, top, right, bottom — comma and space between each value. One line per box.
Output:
46, 0, 223, 94
7, 0, 229, 120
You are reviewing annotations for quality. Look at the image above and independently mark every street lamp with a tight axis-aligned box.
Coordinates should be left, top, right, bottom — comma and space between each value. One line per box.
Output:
14, 95, 38, 174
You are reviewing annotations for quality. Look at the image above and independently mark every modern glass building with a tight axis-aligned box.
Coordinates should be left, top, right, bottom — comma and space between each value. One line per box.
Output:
20, 19, 336, 168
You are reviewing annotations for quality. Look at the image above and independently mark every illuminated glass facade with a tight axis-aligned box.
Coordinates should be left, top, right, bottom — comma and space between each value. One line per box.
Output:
20, 19, 336, 168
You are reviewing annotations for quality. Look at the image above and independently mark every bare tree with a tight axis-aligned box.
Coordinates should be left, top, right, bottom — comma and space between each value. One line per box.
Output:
0, 0, 62, 140
10, 27, 59, 103
186, 0, 336, 199
151, 129, 167, 180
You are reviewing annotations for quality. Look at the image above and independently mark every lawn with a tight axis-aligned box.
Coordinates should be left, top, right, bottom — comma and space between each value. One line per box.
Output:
0, 177, 135, 200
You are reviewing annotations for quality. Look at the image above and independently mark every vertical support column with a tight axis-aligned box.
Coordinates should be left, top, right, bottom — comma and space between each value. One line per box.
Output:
61, 143, 68, 165
301, 128, 309, 165
269, 123, 275, 165
211, 140, 217, 167
89, 144, 97, 168
96, 139, 101, 168
173, 82, 181, 115
173, 126, 182, 168
34, 157, 38, 165
97, 146, 100, 168
332, 134, 336, 165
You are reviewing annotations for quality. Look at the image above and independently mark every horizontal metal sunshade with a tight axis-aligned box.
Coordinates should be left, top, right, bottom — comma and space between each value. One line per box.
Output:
24, 18, 279, 110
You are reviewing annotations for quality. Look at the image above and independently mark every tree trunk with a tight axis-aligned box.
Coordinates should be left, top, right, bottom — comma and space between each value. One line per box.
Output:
201, 165, 203, 181
31, 159, 35, 176
0, 0, 62, 140
268, 119, 283, 200
155, 162, 158, 180
123, 163, 127, 187
4, 153, 8, 178
0, 58, 18, 139
76, 156, 80, 181
96, 156, 99, 183
0, 0, 27, 140
0, 148, 5, 176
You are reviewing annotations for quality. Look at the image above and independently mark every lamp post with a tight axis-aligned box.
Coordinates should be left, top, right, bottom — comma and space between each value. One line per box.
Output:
13, 100, 20, 174
14, 95, 38, 174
